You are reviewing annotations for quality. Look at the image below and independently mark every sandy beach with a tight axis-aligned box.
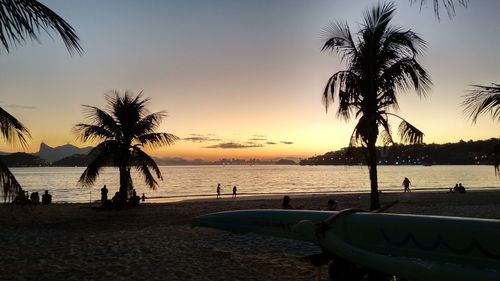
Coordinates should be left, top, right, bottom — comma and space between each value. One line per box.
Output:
1, 189, 500, 281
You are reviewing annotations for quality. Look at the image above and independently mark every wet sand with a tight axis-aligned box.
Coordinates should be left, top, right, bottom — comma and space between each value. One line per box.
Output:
1, 189, 499, 281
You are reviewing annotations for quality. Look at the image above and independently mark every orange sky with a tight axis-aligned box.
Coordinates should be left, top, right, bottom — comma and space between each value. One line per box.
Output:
0, 1, 498, 160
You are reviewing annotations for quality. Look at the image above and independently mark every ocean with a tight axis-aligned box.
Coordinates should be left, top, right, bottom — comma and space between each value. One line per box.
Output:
8, 165, 499, 203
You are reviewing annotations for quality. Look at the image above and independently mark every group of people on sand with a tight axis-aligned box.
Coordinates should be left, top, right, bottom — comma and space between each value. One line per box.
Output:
13, 188, 52, 205
282, 195, 338, 211
100, 185, 145, 209
216, 183, 238, 199
450, 183, 466, 194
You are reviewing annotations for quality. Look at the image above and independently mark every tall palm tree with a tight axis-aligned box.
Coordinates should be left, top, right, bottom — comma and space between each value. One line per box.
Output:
463, 83, 500, 175
1, 0, 82, 199
74, 91, 179, 206
0, 0, 83, 55
322, 2, 431, 210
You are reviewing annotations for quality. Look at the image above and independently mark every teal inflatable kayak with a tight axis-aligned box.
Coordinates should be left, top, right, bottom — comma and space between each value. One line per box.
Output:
192, 209, 500, 281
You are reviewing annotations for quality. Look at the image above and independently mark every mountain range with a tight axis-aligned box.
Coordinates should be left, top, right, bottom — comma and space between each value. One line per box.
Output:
0, 143, 299, 167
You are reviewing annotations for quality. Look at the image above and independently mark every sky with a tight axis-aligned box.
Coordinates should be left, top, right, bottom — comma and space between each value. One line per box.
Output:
0, 0, 498, 160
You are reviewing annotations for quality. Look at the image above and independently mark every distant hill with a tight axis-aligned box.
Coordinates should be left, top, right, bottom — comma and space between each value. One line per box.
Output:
300, 138, 500, 166
35, 143, 93, 163
275, 159, 297, 165
0, 153, 49, 167
153, 157, 207, 166
52, 154, 90, 167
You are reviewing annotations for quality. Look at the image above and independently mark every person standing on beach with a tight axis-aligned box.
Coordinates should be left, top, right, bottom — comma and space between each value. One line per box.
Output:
232, 185, 237, 198
402, 177, 411, 192
216, 184, 221, 199
101, 185, 108, 204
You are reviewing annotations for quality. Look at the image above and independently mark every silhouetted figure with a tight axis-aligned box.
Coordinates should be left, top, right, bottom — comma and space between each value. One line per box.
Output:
232, 185, 237, 198
30, 192, 40, 204
458, 183, 466, 193
112, 192, 121, 208
402, 177, 411, 192
327, 199, 338, 211
282, 195, 293, 209
216, 184, 221, 199
129, 189, 140, 207
41, 190, 52, 205
101, 185, 108, 204
13, 188, 30, 204
141, 193, 146, 202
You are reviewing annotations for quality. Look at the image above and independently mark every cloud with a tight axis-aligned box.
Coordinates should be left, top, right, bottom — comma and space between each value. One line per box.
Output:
249, 138, 267, 141
205, 142, 264, 149
183, 134, 221, 143
1, 103, 36, 109
266, 142, 277, 145
280, 141, 294, 145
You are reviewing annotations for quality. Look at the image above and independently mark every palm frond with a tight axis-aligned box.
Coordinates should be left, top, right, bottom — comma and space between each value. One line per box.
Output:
381, 27, 427, 59
363, 1, 395, 37
322, 70, 361, 119
73, 123, 113, 143
78, 141, 115, 186
378, 116, 394, 146
462, 83, 500, 123
380, 58, 432, 98
397, 119, 424, 144
110, 90, 148, 129
81, 105, 119, 133
131, 146, 162, 189
321, 21, 358, 64
0, 106, 31, 149
0, 158, 21, 199
0, 0, 83, 55
137, 133, 179, 148
350, 115, 379, 147
409, 0, 468, 20
132, 111, 167, 136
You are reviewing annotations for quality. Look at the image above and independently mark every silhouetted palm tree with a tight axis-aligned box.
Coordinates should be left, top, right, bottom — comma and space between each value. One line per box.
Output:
1, 0, 82, 199
0, 0, 82, 55
74, 91, 179, 206
463, 83, 500, 175
322, 2, 431, 210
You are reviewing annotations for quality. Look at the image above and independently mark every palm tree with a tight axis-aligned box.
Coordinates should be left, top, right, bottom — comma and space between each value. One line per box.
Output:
0, 0, 83, 55
1, 0, 82, 199
462, 83, 500, 175
322, 2, 431, 210
74, 91, 179, 206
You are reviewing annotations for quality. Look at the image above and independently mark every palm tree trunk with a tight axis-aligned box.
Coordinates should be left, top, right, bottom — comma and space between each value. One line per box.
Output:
119, 165, 129, 206
367, 140, 380, 210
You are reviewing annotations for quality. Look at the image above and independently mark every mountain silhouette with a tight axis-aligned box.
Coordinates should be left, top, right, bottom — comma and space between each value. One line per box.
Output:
35, 142, 93, 163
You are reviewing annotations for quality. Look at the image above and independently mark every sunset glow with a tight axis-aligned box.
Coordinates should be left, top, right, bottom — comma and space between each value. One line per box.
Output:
0, 0, 497, 160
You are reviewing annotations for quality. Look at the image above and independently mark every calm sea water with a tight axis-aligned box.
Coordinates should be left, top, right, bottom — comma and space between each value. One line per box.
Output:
9, 165, 499, 203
